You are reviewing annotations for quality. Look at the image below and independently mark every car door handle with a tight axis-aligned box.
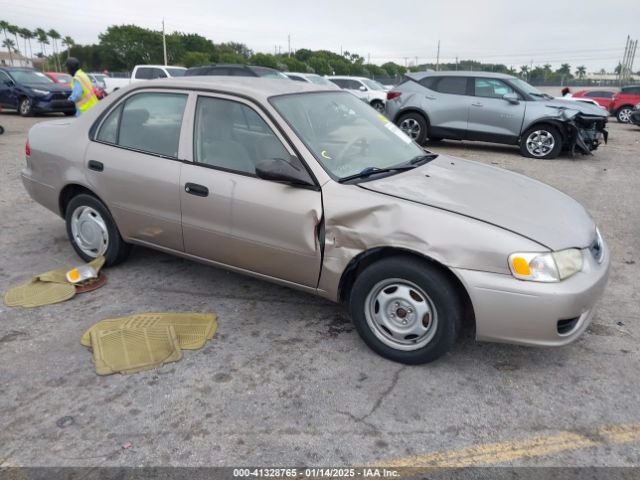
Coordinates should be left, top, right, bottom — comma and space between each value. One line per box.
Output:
471, 102, 483, 107
424, 95, 436, 100
88, 160, 104, 172
184, 183, 209, 197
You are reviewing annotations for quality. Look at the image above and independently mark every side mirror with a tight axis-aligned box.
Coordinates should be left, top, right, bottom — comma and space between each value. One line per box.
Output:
3, 79, 15, 87
359, 85, 367, 92
503, 92, 520, 104
255, 157, 315, 187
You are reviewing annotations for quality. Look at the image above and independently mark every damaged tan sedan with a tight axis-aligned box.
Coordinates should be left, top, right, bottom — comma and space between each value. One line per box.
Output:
22, 77, 610, 364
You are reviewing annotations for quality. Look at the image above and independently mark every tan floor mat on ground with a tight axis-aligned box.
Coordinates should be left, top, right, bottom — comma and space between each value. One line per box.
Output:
3, 256, 106, 308
90, 325, 183, 375
81, 312, 218, 350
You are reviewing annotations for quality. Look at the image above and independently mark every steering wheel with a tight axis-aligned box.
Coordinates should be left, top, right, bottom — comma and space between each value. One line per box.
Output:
333, 136, 368, 164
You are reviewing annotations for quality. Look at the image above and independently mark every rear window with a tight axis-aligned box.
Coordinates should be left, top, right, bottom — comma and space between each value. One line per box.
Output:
584, 91, 614, 98
621, 86, 640, 95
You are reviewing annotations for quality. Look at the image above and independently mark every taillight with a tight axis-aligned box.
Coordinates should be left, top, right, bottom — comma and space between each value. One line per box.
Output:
387, 91, 401, 101
25, 141, 31, 157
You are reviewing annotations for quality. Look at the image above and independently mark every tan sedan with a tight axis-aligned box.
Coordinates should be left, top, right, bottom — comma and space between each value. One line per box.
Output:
21, 77, 610, 364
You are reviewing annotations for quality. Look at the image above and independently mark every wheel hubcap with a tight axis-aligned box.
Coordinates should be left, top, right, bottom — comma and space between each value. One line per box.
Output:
20, 99, 31, 115
399, 118, 421, 140
525, 130, 555, 157
373, 102, 384, 113
619, 109, 631, 123
365, 279, 438, 351
70, 206, 109, 258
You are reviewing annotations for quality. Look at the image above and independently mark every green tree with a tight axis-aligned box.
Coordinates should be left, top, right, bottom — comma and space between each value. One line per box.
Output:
181, 51, 211, 67
99, 25, 164, 68
250, 52, 279, 68
62, 35, 74, 59
278, 56, 307, 72
575, 65, 587, 79
0, 21, 13, 64
2, 38, 16, 62
48, 29, 62, 71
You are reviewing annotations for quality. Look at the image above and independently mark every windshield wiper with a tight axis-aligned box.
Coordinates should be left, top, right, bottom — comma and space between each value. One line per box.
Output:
338, 154, 437, 183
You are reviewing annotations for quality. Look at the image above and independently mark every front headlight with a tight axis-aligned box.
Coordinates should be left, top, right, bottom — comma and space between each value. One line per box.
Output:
32, 89, 50, 96
508, 249, 583, 282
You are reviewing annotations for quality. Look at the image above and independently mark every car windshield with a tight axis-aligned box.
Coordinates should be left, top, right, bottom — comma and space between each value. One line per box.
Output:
9, 70, 54, 84
510, 78, 547, 97
307, 75, 333, 86
93, 74, 107, 82
362, 79, 385, 91
255, 67, 289, 79
54, 74, 72, 83
166, 68, 186, 77
271, 91, 426, 180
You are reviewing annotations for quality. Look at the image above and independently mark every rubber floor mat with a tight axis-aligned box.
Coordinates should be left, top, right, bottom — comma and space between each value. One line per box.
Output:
81, 312, 218, 350
3, 279, 76, 308
91, 325, 183, 375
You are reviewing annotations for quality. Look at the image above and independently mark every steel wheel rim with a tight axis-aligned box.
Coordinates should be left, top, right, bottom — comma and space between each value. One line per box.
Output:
619, 109, 631, 123
525, 130, 555, 157
20, 99, 31, 115
70, 206, 109, 258
399, 118, 421, 140
364, 278, 438, 351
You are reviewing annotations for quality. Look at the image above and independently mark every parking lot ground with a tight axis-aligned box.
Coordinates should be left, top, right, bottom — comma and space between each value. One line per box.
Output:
0, 111, 639, 467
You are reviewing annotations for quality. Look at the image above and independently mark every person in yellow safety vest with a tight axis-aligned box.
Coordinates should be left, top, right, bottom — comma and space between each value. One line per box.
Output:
65, 57, 99, 116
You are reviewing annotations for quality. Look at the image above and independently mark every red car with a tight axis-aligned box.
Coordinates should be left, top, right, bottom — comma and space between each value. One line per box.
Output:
609, 85, 640, 123
44, 71, 105, 100
571, 89, 617, 111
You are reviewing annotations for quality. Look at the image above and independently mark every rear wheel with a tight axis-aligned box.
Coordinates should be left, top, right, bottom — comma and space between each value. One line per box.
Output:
520, 125, 562, 159
616, 106, 633, 123
19, 97, 33, 117
370, 100, 385, 113
65, 194, 130, 266
349, 257, 463, 364
64, 111, 76, 117
397, 112, 428, 145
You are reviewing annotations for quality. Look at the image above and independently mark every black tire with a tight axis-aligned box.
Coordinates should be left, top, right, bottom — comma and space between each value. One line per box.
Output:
65, 193, 131, 266
370, 100, 385, 113
616, 106, 633, 124
396, 112, 428, 145
349, 256, 463, 364
0, 125, 4, 135
428, 136, 443, 142
519, 125, 562, 159
64, 111, 76, 117
18, 97, 33, 117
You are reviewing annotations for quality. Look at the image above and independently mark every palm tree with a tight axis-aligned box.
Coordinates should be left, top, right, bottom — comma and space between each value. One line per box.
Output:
2, 38, 15, 64
35, 28, 49, 69
48, 29, 61, 71
7, 24, 20, 53
520, 65, 530, 79
576, 65, 587, 79
62, 35, 74, 58
18, 28, 29, 60
0, 20, 11, 63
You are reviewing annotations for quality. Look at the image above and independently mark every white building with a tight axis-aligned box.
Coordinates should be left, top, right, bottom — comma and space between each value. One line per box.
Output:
0, 52, 34, 68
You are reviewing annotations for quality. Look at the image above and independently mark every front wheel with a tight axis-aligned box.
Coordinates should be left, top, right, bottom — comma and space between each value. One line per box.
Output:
349, 257, 463, 364
19, 97, 33, 117
616, 106, 633, 123
520, 125, 562, 159
65, 194, 131, 266
396, 112, 428, 145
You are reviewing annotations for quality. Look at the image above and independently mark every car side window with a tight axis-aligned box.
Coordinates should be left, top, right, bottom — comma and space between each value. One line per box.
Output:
135, 68, 153, 80
96, 92, 187, 158
288, 75, 305, 82
351, 80, 365, 90
433, 77, 468, 95
331, 79, 347, 88
194, 96, 291, 175
474, 78, 516, 99
0, 71, 11, 84
152, 68, 167, 79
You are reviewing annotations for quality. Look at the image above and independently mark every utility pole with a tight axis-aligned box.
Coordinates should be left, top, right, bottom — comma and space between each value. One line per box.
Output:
436, 40, 440, 71
288, 34, 291, 57
162, 19, 167, 66
455, 56, 458, 71
415, 56, 418, 68
403, 57, 408, 68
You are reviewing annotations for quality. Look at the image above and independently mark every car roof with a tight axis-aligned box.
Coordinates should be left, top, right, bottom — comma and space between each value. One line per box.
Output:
125, 76, 335, 100
0, 67, 35, 71
328, 76, 369, 80
137, 65, 185, 69
407, 70, 517, 81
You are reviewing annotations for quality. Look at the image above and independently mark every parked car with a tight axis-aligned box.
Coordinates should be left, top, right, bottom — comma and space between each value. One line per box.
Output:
630, 103, 640, 127
609, 85, 640, 123
86, 73, 108, 99
386, 71, 608, 160
185, 64, 289, 79
284, 72, 339, 89
21, 77, 609, 364
328, 76, 387, 112
571, 89, 617, 110
103, 65, 187, 94
45, 71, 105, 100
0, 67, 74, 116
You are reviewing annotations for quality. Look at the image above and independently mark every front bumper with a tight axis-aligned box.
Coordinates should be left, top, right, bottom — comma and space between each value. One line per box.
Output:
630, 111, 640, 126
453, 241, 610, 347
33, 97, 75, 113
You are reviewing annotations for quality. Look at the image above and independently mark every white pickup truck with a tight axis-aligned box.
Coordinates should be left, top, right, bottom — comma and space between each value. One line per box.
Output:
103, 65, 187, 94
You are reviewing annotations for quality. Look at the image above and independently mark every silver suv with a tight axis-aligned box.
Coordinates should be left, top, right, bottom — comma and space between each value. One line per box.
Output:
386, 71, 608, 159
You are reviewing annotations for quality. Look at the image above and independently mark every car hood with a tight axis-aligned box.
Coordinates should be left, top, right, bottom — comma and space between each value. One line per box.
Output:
536, 97, 607, 117
23, 83, 71, 93
359, 155, 596, 250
